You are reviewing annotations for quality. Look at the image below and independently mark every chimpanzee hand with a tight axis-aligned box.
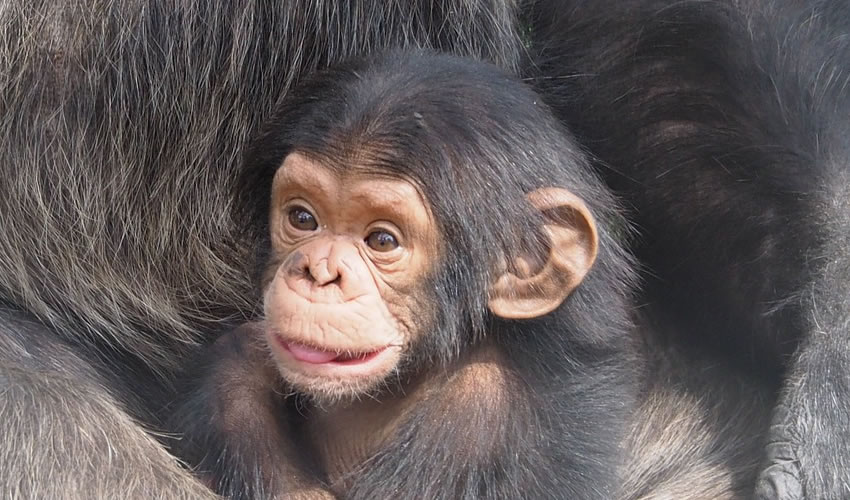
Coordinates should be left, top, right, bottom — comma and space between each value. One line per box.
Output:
170, 322, 335, 500
755, 334, 850, 500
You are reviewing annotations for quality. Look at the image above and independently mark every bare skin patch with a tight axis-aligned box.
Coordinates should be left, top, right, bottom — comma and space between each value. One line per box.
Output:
262, 153, 439, 401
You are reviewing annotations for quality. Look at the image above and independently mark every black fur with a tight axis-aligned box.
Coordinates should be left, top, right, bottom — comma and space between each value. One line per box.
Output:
169, 50, 640, 500
527, 0, 850, 497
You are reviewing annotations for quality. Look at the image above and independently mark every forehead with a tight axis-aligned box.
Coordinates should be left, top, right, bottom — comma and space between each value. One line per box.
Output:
272, 152, 432, 225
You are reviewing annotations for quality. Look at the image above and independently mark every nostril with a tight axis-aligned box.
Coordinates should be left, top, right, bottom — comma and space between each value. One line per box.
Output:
313, 272, 341, 287
326, 275, 342, 287
284, 262, 314, 281
309, 258, 341, 287
301, 266, 315, 282
284, 251, 312, 279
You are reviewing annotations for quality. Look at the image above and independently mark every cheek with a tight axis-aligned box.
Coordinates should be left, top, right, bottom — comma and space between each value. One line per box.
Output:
379, 282, 436, 345
261, 267, 285, 319
377, 249, 443, 336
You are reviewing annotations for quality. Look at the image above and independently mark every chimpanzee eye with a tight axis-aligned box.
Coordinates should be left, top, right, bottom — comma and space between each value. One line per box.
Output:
366, 230, 399, 252
287, 206, 318, 231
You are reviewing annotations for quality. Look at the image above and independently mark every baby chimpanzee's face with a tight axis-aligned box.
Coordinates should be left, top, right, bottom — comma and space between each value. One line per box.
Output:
261, 152, 439, 401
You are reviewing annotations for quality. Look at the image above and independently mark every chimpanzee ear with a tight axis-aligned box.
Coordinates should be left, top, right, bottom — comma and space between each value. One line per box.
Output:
488, 187, 598, 319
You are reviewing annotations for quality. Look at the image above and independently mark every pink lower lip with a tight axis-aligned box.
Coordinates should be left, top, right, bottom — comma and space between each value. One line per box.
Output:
278, 337, 386, 366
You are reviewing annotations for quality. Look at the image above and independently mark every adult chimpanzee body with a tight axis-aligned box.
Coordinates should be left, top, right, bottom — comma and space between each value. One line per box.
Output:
528, 0, 850, 497
168, 50, 640, 500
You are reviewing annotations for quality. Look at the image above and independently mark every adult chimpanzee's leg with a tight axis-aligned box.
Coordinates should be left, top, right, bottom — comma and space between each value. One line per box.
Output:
759, 180, 850, 498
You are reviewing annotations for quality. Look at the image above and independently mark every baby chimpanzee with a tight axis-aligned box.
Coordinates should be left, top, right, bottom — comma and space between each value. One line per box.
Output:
169, 50, 638, 500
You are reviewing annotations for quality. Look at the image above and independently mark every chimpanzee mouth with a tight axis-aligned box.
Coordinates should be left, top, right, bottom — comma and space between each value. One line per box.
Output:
277, 337, 388, 366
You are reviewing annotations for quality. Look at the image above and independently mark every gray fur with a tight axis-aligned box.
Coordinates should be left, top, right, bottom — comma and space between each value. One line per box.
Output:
0, 311, 217, 499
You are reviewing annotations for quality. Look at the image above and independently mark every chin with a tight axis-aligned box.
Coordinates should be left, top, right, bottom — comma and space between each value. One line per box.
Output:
278, 364, 399, 405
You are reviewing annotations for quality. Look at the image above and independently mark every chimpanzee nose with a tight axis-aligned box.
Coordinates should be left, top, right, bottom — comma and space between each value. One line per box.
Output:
283, 237, 377, 303
290, 240, 340, 287
307, 257, 339, 286
290, 237, 359, 289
